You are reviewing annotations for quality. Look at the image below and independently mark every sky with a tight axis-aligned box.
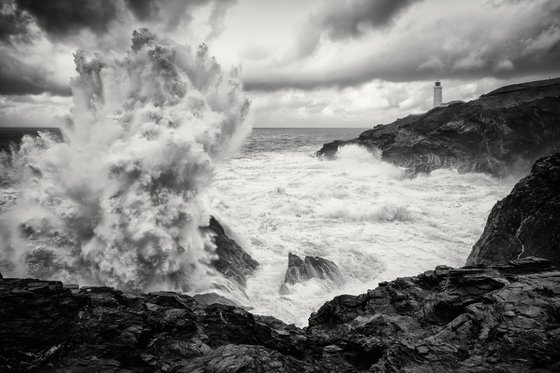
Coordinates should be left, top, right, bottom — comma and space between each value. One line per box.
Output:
0, 0, 559, 128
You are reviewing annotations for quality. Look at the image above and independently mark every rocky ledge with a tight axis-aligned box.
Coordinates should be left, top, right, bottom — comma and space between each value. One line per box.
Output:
317, 77, 560, 176
1, 257, 559, 372
467, 152, 560, 266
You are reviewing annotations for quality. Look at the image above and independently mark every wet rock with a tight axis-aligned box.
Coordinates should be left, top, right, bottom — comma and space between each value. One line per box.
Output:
317, 77, 560, 176
1, 258, 560, 371
202, 216, 259, 286
467, 152, 560, 265
2, 258, 560, 371
280, 253, 343, 294
193, 292, 242, 308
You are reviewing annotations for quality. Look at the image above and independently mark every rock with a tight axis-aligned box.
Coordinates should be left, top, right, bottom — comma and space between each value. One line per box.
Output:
280, 253, 343, 293
2, 258, 560, 372
201, 216, 259, 286
317, 77, 560, 176
467, 152, 560, 265
193, 292, 242, 308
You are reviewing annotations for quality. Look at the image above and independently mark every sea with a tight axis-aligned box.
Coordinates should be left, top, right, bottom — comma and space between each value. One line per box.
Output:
207, 127, 516, 325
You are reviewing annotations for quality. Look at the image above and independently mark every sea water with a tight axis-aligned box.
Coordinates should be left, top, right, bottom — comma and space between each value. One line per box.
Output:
207, 127, 515, 325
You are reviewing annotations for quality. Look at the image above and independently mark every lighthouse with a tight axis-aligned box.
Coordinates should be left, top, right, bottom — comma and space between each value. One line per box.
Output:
433, 80, 442, 107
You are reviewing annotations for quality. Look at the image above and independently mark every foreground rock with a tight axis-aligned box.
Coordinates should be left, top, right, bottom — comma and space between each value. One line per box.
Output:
202, 216, 259, 287
317, 77, 560, 176
2, 257, 560, 372
280, 253, 343, 294
467, 152, 560, 266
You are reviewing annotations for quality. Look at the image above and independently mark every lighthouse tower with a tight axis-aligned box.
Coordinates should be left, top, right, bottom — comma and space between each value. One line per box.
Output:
433, 80, 443, 107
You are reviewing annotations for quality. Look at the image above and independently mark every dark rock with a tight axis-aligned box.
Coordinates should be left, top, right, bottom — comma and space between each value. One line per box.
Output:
317, 77, 560, 176
193, 292, 242, 308
467, 152, 560, 265
201, 216, 259, 286
2, 258, 559, 372
281, 253, 343, 294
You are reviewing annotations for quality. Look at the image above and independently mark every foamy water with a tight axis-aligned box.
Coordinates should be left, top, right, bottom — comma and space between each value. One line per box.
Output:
207, 129, 516, 325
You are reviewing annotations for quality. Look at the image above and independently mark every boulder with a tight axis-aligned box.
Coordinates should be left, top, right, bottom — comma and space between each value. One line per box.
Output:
202, 216, 259, 287
317, 77, 560, 176
467, 152, 560, 265
280, 253, 343, 294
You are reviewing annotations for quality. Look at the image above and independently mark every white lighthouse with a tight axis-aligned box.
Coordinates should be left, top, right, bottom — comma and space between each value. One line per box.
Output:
433, 80, 442, 107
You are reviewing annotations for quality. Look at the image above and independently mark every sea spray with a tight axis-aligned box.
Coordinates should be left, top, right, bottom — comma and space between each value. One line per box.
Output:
0, 29, 250, 292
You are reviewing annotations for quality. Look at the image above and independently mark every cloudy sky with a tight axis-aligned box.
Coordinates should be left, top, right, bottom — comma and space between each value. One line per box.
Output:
1, 0, 559, 128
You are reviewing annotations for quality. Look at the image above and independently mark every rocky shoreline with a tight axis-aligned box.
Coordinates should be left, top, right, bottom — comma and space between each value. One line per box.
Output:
317, 78, 560, 177
2, 152, 560, 372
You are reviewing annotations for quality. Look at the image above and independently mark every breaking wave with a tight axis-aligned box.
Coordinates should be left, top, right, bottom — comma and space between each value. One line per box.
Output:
0, 29, 250, 292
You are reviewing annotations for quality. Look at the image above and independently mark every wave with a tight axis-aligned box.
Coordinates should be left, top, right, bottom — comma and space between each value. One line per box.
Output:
0, 29, 250, 293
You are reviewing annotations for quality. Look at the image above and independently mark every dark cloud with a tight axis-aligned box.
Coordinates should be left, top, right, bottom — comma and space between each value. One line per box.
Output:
295, 0, 422, 58
0, 1, 32, 43
317, 0, 422, 40
14, 0, 120, 38
0, 53, 71, 96
124, 0, 236, 34
246, 0, 560, 91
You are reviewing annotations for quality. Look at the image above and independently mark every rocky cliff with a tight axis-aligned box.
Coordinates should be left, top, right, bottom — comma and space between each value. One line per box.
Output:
467, 152, 560, 266
1, 257, 559, 372
317, 78, 560, 176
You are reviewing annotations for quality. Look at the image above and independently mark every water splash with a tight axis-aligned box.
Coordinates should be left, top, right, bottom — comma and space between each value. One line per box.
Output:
0, 29, 250, 292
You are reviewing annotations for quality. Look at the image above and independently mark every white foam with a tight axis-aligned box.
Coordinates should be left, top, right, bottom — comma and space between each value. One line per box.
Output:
208, 144, 515, 325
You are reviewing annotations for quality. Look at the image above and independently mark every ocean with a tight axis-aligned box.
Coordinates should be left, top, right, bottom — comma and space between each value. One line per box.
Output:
207, 127, 516, 325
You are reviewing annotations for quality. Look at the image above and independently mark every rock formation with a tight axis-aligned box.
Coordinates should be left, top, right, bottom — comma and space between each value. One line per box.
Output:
317, 77, 560, 176
1, 257, 559, 372
467, 152, 560, 266
280, 253, 343, 294
202, 216, 259, 287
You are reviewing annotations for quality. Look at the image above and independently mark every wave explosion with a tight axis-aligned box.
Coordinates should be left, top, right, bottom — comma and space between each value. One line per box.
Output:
0, 29, 250, 292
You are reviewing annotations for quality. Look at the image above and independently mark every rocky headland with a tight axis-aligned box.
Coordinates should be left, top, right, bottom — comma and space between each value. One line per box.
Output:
2, 152, 560, 372
317, 78, 560, 176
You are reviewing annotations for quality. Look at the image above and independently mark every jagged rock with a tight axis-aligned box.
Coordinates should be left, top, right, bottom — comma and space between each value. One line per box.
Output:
201, 216, 259, 287
317, 77, 560, 176
467, 152, 560, 266
280, 253, 343, 294
193, 292, 242, 308
2, 258, 559, 372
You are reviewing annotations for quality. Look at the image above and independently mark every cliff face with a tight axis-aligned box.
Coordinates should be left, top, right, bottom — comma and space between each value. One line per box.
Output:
467, 152, 560, 266
2, 257, 560, 372
317, 78, 560, 176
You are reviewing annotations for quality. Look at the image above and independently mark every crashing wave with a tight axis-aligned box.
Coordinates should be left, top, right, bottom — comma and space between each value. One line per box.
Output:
0, 29, 250, 293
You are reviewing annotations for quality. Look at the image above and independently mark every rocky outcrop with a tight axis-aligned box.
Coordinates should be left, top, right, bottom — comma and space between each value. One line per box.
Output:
2, 257, 559, 372
317, 77, 560, 176
202, 216, 259, 287
467, 152, 560, 266
280, 253, 343, 294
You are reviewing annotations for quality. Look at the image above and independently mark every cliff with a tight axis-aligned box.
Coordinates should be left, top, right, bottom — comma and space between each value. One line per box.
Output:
317, 77, 560, 176
467, 152, 560, 265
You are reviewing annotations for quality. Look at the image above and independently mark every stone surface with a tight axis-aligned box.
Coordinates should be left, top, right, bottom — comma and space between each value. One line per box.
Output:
467, 152, 560, 266
2, 257, 560, 372
202, 216, 259, 287
280, 253, 343, 294
317, 77, 560, 176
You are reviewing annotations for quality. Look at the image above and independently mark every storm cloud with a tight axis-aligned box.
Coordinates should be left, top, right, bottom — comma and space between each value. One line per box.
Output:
0, 0, 236, 96
245, 0, 560, 91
